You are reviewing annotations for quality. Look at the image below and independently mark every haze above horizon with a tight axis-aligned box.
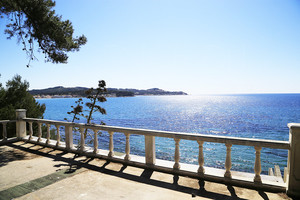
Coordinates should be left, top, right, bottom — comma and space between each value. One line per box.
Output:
1, 0, 300, 95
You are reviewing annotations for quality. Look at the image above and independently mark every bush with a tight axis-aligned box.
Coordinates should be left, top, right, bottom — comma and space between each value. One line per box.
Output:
0, 75, 45, 138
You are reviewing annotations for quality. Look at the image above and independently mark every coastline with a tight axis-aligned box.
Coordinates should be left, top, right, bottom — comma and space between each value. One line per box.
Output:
33, 94, 188, 99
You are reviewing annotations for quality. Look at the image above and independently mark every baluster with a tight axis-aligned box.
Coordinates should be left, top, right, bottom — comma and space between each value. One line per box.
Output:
173, 138, 181, 170
37, 122, 42, 142
124, 133, 131, 161
197, 140, 205, 175
55, 125, 60, 146
108, 131, 114, 157
224, 143, 232, 178
93, 129, 99, 153
28, 122, 33, 140
2, 123, 7, 140
254, 146, 262, 183
46, 124, 50, 145
80, 127, 85, 152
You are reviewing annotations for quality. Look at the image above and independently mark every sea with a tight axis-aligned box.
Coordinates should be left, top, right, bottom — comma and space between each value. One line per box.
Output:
36, 94, 300, 174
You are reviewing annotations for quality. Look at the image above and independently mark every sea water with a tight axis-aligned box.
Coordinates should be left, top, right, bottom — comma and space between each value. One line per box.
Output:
37, 94, 300, 174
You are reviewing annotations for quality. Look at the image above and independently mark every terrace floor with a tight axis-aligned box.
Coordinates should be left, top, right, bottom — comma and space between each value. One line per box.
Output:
0, 141, 293, 200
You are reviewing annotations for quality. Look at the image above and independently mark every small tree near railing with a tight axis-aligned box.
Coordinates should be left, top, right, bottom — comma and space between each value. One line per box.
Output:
65, 80, 107, 138
84, 80, 107, 127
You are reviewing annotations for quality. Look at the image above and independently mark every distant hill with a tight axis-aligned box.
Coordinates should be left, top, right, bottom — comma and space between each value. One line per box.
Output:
29, 87, 187, 98
114, 88, 187, 96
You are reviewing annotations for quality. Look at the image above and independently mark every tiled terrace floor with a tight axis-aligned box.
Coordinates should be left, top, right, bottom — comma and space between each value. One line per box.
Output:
0, 141, 293, 200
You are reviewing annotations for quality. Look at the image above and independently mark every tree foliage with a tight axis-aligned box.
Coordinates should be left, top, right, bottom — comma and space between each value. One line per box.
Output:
0, 0, 87, 67
66, 98, 84, 122
65, 80, 107, 138
0, 75, 46, 138
85, 80, 107, 125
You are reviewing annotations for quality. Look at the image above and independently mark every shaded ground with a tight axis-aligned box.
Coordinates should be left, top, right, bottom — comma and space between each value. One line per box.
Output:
0, 141, 293, 200
0, 145, 40, 167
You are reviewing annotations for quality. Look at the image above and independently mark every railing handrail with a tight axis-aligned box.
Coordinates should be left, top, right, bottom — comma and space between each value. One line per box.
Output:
0, 120, 17, 123
23, 117, 290, 149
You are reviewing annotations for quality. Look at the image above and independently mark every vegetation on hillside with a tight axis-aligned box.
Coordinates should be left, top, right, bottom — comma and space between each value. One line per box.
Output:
29, 86, 187, 97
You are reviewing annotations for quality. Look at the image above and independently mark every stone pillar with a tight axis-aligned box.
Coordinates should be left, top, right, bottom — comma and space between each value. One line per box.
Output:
16, 109, 26, 138
65, 125, 73, 149
287, 123, 300, 198
145, 135, 156, 165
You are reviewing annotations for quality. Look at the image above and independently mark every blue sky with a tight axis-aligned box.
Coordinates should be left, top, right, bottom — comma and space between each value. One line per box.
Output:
1, 0, 300, 95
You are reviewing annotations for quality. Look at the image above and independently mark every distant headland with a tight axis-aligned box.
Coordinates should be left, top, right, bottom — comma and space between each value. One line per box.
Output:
29, 87, 188, 98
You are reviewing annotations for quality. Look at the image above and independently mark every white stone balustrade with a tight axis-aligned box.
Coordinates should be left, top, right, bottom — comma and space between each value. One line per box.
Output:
4, 109, 299, 198
0, 120, 16, 141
